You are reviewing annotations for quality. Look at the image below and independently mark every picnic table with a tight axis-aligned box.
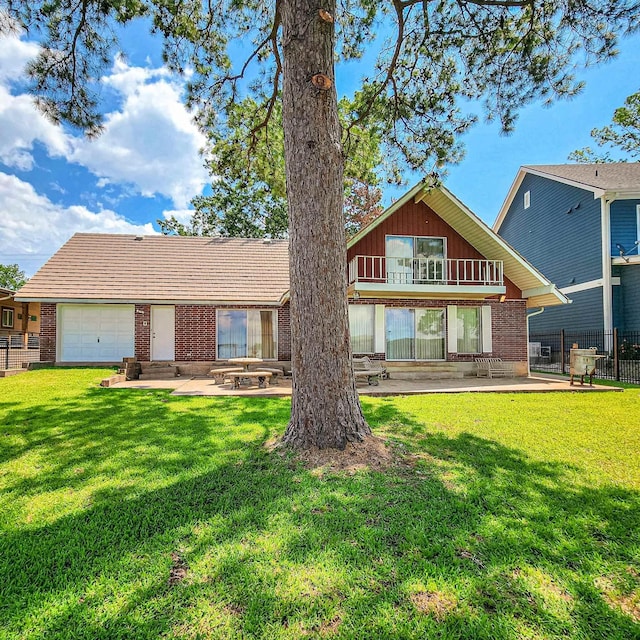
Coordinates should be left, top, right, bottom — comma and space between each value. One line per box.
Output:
228, 357, 264, 371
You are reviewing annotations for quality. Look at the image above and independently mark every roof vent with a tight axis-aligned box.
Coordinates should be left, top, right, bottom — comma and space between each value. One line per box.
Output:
263, 238, 272, 244
134, 235, 143, 241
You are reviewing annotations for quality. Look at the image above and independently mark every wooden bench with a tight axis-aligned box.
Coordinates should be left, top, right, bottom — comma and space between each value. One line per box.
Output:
208, 367, 244, 384
475, 357, 514, 378
353, 357, 387, 386
227, 371, 273, 389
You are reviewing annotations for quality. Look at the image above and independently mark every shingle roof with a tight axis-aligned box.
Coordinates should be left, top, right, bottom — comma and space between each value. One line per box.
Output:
524, 163, 640, 191
16, 234, 290, 304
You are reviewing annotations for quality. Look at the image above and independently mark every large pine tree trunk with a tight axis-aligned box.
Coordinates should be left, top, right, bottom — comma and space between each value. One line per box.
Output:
280, 0, 371, 450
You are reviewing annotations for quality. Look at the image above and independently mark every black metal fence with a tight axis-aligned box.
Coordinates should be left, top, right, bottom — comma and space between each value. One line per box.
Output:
529, 329, 640, 384
0, 335, 40, 371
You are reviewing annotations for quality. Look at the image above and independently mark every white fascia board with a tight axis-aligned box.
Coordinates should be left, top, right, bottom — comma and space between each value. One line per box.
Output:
612, 255, 640, 266
347, 178, 429, 248
521, 167, 606, 198
606, 190, 640, 202
14, 297, 284, 306
521, 284, 570, 306
558, 278, 620, 295
493, 168, 527, 232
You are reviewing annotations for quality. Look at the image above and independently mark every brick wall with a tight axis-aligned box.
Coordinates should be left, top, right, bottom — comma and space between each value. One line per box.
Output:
39, 303, 56, 362
171, 304, 290, 362
349, 298, 527, 362
489, 300, 528, 361
175, 305, 217, 361
278, 303, 291, 361
134, 304, 151, 361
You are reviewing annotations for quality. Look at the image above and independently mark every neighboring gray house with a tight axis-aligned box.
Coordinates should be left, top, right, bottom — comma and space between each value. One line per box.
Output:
494, 164, 640, 334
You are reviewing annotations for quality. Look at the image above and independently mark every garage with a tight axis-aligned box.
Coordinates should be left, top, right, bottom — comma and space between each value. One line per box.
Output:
58, 304, 135, 362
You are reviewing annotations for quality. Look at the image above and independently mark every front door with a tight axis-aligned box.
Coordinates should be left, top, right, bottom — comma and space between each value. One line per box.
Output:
151, 305, 175, 361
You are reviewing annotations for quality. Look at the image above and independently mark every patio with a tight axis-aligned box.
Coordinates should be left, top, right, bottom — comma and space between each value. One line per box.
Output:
110, 373, 622, 396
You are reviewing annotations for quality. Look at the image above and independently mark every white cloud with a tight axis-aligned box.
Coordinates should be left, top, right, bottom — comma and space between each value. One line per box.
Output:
68, 62, 208, 207
0, 37, 208, 208
0, 34, 70, 169
0, 33, 38, 82
0, 86, 70, 169
161, 208, 195, 224
0, 172, 156, 276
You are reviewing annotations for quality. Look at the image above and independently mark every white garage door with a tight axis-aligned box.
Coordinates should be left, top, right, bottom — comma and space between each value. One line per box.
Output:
59, 304, 135, 362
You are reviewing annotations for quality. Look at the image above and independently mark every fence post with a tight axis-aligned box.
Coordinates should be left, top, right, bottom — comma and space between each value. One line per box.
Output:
560, 329, 565, 374
613, 327, 620, 382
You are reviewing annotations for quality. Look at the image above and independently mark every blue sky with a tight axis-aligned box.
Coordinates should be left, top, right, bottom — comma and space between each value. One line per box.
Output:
1, 18, 639, 277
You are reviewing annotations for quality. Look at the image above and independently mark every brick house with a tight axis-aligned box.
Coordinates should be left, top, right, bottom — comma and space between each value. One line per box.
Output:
16, 180, 567, 377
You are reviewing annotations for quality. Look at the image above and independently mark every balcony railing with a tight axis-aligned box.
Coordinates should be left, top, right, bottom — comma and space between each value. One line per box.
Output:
348, 256, 504, 287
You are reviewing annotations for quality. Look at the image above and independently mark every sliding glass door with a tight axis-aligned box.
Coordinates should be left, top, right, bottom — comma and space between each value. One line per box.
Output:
386, 308, 445, 360
386, 235, 446, 284
386, 236, 414, 284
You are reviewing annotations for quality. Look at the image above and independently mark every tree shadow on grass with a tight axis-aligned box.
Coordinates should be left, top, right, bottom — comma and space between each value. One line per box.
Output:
0, 388, 638, 639
0, 388, 291, 496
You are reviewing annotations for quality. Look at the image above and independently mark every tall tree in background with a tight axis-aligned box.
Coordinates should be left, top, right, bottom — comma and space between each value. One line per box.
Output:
569, 89, 640, 163
0, 264, 27, 291
159, 97, 384, 238
2, 0, 637, 450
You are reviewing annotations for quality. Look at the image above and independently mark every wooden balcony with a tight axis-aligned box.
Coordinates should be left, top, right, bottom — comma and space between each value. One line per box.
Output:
347, 256, 506, 300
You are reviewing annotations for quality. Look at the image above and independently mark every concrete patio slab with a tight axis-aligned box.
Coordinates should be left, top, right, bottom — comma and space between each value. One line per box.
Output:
109, 374, 622, 396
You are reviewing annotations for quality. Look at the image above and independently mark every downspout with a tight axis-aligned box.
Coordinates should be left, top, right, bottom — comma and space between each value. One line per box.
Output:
526, 307, 545, 376
601, 196, 613, 351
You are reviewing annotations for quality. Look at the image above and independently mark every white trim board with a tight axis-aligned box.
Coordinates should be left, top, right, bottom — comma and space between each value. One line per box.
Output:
559, 277, 620, 295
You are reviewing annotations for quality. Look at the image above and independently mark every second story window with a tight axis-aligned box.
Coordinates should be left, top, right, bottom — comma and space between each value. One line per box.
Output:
385, 235, 446, 284
524, 190, 531, 209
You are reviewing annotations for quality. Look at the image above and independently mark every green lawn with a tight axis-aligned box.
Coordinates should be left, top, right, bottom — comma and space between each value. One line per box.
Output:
1, 369, 639, 639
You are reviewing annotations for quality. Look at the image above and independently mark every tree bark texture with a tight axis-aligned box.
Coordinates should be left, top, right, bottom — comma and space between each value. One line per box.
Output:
280, 0, 371, 450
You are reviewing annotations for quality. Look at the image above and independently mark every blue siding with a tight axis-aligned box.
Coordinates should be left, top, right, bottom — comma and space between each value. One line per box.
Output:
499, 173, 602, 288
611, 200, 640, 257
620, 265, 640, 331
528, 287, 604, 333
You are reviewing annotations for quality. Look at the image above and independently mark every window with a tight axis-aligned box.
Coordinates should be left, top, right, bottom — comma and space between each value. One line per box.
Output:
524, 190, 531, 209
385, 307, 445, 360
349, 305, 375, 353
217, 309, 277, 359
385, 235, 446, 284
1, 307, 14, 329
456, 307, 481, 353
